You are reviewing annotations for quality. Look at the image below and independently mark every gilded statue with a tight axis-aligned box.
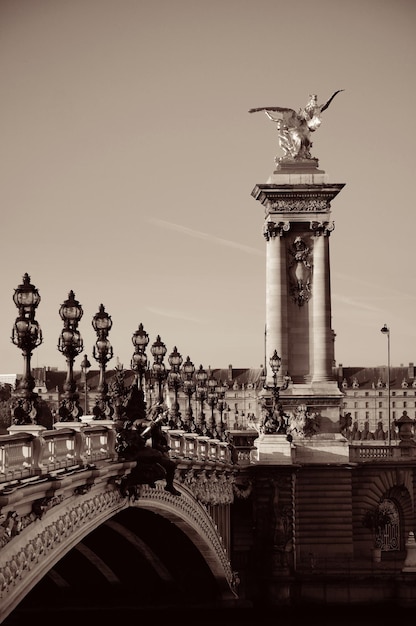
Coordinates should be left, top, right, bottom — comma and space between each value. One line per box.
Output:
249, 90, 343, 162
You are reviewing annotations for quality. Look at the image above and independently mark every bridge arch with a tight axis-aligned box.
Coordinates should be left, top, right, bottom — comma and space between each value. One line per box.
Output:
0, 480, 237, 623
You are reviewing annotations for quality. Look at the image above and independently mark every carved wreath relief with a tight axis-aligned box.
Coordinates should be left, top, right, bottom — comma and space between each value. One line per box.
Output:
288, 236, 312, 306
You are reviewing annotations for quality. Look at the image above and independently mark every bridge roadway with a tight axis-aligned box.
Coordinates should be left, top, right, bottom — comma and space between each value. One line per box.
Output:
0, 423, 240, 623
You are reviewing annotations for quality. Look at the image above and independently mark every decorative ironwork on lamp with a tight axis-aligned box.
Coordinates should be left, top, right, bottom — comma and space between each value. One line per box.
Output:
80, 354, 91, 416
150, 334, 167, 404
260, 350, 290, 435
91, 304, 114, 420
57, 290, 84, 422
207, 370, 218, 438
195, 364, 208, 434
216, 380, 228, 441
168, 346, 183, 428
131, 323, 149, 391
182, 356, 196, 432
10, 273, 43, 425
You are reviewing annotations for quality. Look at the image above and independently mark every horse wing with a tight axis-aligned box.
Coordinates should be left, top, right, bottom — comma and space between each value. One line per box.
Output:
248, 106, 296, 114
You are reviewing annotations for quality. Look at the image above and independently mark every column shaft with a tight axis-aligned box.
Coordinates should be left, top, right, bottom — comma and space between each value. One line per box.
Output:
265, 225, 288, 385
312, 228, 333, 382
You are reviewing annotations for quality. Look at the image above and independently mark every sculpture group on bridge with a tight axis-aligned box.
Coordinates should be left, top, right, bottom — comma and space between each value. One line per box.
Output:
114, 385, 181, 498
249, 90, 343, 163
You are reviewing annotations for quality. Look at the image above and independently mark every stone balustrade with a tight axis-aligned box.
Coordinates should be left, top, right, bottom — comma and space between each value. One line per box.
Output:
0, 425, 233, 484
5, 425, 411, 483
349, 441, 416, 462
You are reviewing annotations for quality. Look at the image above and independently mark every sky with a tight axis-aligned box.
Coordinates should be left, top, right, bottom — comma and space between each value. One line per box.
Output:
0, 0, 415, 376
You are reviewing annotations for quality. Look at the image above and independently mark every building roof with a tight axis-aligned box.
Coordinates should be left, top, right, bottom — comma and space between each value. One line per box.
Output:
337, 364, 416, 390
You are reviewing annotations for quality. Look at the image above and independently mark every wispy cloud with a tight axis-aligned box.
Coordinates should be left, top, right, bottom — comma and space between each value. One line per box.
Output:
148, 218, 264, 257
146, 306, 204, 324
332, 293, 384, 314
332, 271, 416, 301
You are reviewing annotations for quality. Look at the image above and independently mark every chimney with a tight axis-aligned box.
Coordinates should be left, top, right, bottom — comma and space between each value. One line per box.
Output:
228, 364, 233, 383
409, 362, 415, 380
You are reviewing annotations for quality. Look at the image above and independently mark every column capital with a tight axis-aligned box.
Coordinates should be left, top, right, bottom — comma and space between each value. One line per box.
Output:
263, 220, 291, 241
310, 220, 335, 236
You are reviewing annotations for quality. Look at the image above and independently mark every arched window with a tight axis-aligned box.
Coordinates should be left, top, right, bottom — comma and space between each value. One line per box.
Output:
377, 499, 400, 552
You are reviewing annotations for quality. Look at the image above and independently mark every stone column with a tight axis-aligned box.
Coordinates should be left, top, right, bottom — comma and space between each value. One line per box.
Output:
311, 221, 334, 383
264, 220, 290, 386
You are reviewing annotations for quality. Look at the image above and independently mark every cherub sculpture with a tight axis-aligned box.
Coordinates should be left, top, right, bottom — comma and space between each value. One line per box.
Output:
249, 90, 343, 162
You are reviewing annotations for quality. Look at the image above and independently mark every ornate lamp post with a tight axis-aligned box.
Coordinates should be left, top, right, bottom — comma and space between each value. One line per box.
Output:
261, 350, 291, 434
151, 335, 167, 403
131, 323, 149, 391
207, 371, 218, 437
182, 356, 196, 432
269, 349, 282, 408
168, 346, 183, 428
57, 291, 84, 422
216, 380, 228, 440
80, 354, 91, 416
195, 364, 208, 433
10, 273, 43, 425
380, 324, 391, 446
92, 304, 114, 420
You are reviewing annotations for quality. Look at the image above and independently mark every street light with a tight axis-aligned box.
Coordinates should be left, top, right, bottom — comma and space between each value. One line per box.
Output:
207, 370, 218, 437
92, 304, 114, 420
195, 364, 208, 433
151, 335, 167, 403
131, 323, 149, 391
168, 346, 183, 428
260, 350, 290, 434
80, 354, 91, 416
10, 273, 43, 425
182, 356, 196, 432
216, 380, 228, 440
57, 290, 84, 422
380, 324, 391, 446
269, 349, 282, 409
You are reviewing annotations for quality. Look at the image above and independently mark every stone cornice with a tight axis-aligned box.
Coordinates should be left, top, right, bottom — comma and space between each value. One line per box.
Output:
252, 183, 345, 214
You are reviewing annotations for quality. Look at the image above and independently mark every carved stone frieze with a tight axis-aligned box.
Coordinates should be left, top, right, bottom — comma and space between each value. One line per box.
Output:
177, 468, 234, 505
267, 199, 329, 212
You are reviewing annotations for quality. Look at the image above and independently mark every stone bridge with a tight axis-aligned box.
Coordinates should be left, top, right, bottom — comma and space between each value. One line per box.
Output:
0, 424, 240, 623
